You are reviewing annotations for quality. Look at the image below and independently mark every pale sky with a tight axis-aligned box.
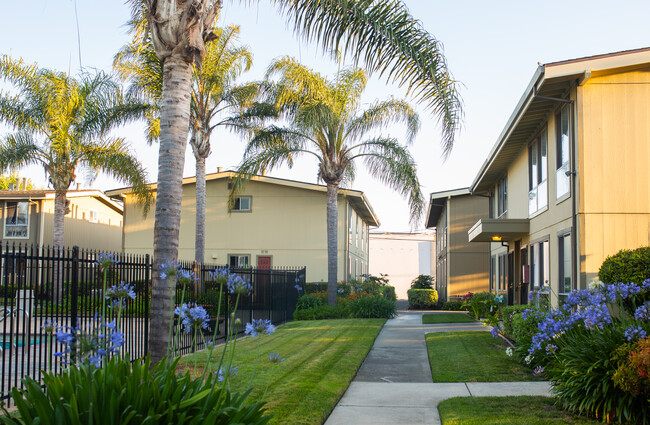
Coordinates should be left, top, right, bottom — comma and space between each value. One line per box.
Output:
1, 1, 649, 232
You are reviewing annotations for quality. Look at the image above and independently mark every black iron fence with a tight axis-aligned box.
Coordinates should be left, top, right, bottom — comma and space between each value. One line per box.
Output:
0, 243, 304, 403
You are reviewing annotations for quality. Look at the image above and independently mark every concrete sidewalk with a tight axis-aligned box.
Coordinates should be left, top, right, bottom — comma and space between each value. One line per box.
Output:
324, 310, 551, 425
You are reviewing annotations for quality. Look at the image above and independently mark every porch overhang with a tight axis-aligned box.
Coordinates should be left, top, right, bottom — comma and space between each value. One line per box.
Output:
468, 218, 530, 243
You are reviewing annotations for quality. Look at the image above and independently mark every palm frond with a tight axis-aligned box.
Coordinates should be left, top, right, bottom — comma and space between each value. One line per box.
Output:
346, 98, 420, 144
275, 0, 462, 155
349, 136, 424, 225
81, 137, 153, 213
265, 56, 330, 109
0, 132, 44, 172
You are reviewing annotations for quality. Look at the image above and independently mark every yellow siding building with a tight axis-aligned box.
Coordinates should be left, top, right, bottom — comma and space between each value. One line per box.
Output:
469, 47, 650, 305
0, 189, 123, 250
107, 172, 379, 283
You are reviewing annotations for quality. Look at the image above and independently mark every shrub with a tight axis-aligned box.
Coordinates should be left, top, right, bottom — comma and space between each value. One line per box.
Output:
380, 285, 397, 302
462, 292, 495, 319
547, 324, 648, 424
295, 292, 326, 310
1, 356, 271, 425
348, 295, 396, 319
407, 289, 438, 309
293, 303, 348, 320
599, 246, 650, 286
410, 275, 434, 290
441, 300, 463, 311
501, 305, 534, 339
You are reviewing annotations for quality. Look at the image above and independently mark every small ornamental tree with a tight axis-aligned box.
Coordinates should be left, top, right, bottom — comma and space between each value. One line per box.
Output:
410, 274, 434, 289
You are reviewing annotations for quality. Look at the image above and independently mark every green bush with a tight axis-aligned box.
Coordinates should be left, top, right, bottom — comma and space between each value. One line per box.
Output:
410, 275, 434, 290
599, 246, 650, 285
407, 289, 438, 309
348, 295, 396, 319
1, 356, 271, 425
501, 305, 533, 339
441, 300, 463, 311
295, 293, 326, 310
547, 324, 648, 425
380, 285, 397, 302
462, 292, 495, 319
293, 304, 348, 320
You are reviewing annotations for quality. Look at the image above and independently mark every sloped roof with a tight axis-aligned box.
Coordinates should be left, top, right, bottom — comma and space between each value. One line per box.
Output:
425, 188, 470, 228
106, 171, 380, 227
470, 46, 650, 193
0, 189, 123, 214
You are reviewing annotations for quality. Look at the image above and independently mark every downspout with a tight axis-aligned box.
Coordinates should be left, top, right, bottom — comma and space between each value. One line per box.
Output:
532, 85, 580, 294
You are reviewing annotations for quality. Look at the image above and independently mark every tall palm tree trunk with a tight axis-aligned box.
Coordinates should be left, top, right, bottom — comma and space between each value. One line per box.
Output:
194, 152, 206, 264
150, 56, 193, 364
326, 182, 338, 306
53, 188, 67, 299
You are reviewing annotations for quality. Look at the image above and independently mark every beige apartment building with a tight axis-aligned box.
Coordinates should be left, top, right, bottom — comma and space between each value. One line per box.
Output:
107, 171, 379, 283
468, 47, 650, 305
425, 188, 490, 302
0, 189, 123, 250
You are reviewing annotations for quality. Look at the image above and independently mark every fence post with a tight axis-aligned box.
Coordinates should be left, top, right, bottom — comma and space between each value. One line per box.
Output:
144, 254, 150, 357
70, 246, 79, 330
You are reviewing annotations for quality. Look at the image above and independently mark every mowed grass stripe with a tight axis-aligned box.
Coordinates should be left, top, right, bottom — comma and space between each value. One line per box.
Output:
181, 319, 385, 425
426, 331, 541, 382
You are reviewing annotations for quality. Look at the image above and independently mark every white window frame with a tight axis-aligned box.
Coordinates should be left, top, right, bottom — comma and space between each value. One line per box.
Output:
4, 201, 30, 239
558, 232, 572, 303
556, 106, 571, 202
529, 239, 549, 290
497, 176, 507, 217
89, 210, 98, 223
529, 130, 548, 216
232, 196, 252, 212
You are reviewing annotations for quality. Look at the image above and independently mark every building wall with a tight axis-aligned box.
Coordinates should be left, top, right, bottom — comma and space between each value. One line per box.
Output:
369, 232, 435, 299
578, 68, 650, 284
121, 178, 370, 283
447, 195, 490, 298
0, 196, 122, 251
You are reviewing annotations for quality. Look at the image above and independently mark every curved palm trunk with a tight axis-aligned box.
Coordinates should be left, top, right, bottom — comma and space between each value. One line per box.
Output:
326, 183, 338, 306
194, 153, 206, 264
150, 56, 193, 364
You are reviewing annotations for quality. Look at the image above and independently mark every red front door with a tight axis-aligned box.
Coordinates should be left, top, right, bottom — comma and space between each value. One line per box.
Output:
258, 256, 271, 269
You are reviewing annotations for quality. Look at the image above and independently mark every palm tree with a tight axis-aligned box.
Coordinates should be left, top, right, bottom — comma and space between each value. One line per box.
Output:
232, 57, 424, 306
131, 0, 462, 364
0, 56, 152, 249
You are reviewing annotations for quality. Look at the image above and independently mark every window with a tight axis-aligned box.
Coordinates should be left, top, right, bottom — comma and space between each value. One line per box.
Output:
529, 240, 549, 289
528, 130, 548, 215
89, 210, 98, 223
556, 107, 571, 200
5, 201, 29, 238
497, 176, 507, 217
489, 192, 495, 218
497, 253, 507, 292
348, 207, 353, 246
355, 215, 359, 248
558, 233, 572, 302
232, 196, 251, 211
490, 255, 497, 291
228, 254, 250, 268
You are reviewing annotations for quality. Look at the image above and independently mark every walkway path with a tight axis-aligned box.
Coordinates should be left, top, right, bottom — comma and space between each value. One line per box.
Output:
324, 309, 551, 425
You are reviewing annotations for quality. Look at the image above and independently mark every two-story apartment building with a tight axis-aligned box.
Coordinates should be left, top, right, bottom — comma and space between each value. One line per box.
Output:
468, 47, 650, 305
0, 189, 123, 250
107, 171, 379, 283
426, 188, 490, 302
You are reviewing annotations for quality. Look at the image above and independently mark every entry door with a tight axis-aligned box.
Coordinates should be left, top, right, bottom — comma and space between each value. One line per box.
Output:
258, 256, 271, 269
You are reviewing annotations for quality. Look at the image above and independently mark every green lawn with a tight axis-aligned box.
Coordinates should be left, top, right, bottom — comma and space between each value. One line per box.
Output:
422, 313, 475, 324
439, 396, 599, 424
427, 331, 541, 382
180, 319, 385, 425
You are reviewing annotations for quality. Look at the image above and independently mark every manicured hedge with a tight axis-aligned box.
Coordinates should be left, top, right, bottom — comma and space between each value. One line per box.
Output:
407, 289, 438, 309
599, 246, 650, 285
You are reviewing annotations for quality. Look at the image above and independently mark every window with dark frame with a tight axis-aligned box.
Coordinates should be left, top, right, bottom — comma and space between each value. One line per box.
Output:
228, 254, 250, 268
556, 106, 571, 200
558, 233, 572, 302
528, 130, 548, 215
497, 176, 507, 217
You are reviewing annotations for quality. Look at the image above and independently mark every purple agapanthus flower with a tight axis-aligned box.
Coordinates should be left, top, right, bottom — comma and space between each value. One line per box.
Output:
269, 352, 285, 363
245, 319, 275, 338
105, 281, 136, 309
227, 275, 253, 295
490, 326, 500, 338
625, 325, 647, 342
175, 303, 210, 334
635, 302, 650, 321
95, 253, 119, 271
216, 365, 239, 382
